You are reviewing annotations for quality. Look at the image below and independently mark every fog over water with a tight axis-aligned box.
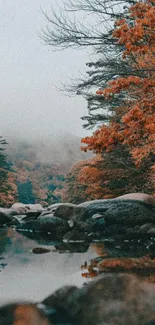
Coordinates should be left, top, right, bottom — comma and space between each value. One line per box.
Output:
0, 0, 89, 141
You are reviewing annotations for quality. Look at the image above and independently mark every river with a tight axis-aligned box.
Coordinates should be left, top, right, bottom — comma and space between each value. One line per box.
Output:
0, 228, 98, 305
0, 226, 154, 306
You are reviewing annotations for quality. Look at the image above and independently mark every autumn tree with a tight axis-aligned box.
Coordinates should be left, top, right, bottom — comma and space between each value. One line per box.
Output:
0, 137, 17, 206
82, 1, 155, 177
62, 145, 151, 204
42, 0, 140, 130
43, 0, 155, 200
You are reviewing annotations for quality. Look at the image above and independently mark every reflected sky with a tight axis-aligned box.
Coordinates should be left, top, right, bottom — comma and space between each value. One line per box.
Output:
0, 228, 97, 305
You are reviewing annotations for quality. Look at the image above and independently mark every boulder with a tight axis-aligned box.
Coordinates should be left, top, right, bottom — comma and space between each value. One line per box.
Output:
47, 202, 65, 211
42, 273, 155, 325
63, 229, 89, 242
11, 193, 155, 239
53, 203, 85, 222
16, 220, 42, 232
0, 210, 15, 225
10, 203, 30, 215
38, 215, 69, 237
11, 203, 44, 215
0, 303, 49, 325
0, 208, 18, 216
26, 204, 44, 211
115, 193, 155, 206
32, 247, 51, 254
82, 199, 155, 228
79, 193, 155, 207
43, 203, 86, 222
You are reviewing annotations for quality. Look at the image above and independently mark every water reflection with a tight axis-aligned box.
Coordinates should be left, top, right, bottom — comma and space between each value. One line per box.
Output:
0, 228, 97, 305
0, 227, 155, 306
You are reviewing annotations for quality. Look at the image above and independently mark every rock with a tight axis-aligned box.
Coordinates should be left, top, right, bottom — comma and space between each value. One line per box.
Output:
82, 199, 155, 228
39, 210, 54, 217
53, 203, 85, 222
20, 214, 40, 222
79, 193, 155, 207
10, 193, 155, 239
11, 203, 44, 215
26, 204, 44, 211
46, 203, 77, 218
0, 303, 49, 325
11, 203, 30, 214
59, 242, 89, 253
47, 202, 64, 211
38, 213, 54, 220
41, 273, 155, 325
147, 228, 155, 235
42, 285, 78, 310
0, 208, 18, 216
147, 242, 155, 259
15, 214, 27, 221
75, 221, 90, 232
92, 213, 104, 220
17, 216, 69, 239
38, 216, 69, 238
0, 210, 15, 225
16, 220, 42, 232
116, 193, 155, 206
103, 239, 150, 259
25, 211, 41, 217
32, 247, 51, 254
88, 216, 106, 233
140, 223, 154, 233
2, 274, 155, 325
63, 229, 89, 242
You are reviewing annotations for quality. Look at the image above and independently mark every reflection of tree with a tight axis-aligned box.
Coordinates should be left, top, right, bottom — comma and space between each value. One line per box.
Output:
90, 243, 108, 257
81, 243, 108, 279
55, 242, 89, 253
80, 241, 155, 281
0, 229, 12, 254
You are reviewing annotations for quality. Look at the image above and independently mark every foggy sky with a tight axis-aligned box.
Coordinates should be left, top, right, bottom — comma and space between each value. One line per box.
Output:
0, 0, 89, 141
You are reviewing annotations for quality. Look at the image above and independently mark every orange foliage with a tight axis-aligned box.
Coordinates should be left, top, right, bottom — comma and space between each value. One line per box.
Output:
62, 150, 151, 203
81, 0, 155, 181
0, 171, 17, 207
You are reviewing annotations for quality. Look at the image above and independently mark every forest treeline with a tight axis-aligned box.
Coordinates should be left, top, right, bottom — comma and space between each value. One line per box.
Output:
0, 0, 155, 206
0, 135, 90, 206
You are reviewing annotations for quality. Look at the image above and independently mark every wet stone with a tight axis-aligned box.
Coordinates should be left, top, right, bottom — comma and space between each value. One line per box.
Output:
147, 228, 155, 235
32, 247, 51, 254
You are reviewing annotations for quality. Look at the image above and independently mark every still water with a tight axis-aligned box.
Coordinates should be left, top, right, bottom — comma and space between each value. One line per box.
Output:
0, 228, 98, 305
1, 227, 154, 306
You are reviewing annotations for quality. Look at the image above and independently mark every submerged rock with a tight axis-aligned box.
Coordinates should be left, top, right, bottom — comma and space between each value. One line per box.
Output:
0, 209, 16, 225
32, 247, 51, 254
63, 229, 89, 242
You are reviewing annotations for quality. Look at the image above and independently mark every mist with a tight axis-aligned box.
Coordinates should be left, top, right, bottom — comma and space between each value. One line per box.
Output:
0, 0, 89, 141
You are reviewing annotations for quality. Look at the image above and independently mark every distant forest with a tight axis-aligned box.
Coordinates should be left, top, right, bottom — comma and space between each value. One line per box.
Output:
0, 134, 90, 207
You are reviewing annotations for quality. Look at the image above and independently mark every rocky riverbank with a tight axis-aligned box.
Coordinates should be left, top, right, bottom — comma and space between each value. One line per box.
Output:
0, 193, 155, 242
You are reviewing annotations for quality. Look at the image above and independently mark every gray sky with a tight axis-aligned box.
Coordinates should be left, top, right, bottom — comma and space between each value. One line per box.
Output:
0, 0, 89, 140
